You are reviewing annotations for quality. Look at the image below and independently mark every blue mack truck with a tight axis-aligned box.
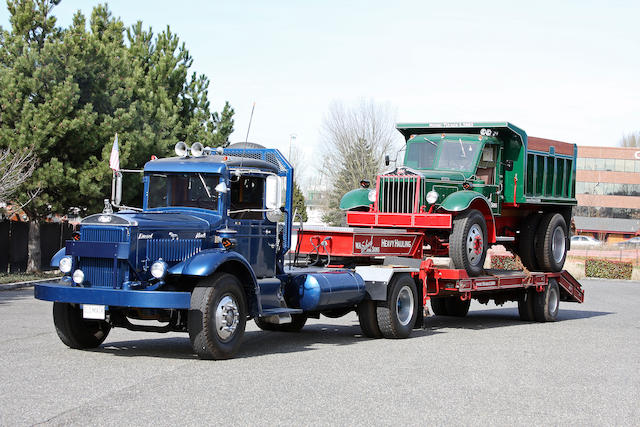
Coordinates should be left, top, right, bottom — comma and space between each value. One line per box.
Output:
34, 142, 420, 359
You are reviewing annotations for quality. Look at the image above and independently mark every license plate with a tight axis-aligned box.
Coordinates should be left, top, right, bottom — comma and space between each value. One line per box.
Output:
83, 304, 106, 320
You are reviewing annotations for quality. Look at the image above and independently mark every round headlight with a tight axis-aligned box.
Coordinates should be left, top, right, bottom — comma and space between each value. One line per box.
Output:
72, 269, 84, 285
151, 260, 168, 279
426, 190, 439, 204
368, 189, 376, 202
59, 256, 72, 274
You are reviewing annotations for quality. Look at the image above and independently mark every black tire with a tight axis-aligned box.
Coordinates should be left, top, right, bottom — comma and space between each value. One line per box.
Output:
376, 274, 418, 339
533, 278, 560, 322
254, 314, 308, 332
188, 273, 247, 360
518, 214, 541, 271
517, 289, 536, 321
444, 297, 471, 317
53, 302, 111, 349
430, 298, 448, 316
356, 299, 382, 338
535, 213, 568, 272
449, 209, 488, 276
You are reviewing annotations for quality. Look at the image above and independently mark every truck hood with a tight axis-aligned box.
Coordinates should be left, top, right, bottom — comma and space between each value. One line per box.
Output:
81, 211, 223, 235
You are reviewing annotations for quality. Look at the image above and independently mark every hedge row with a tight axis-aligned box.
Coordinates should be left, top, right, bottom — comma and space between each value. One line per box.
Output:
585, 258, 632, 280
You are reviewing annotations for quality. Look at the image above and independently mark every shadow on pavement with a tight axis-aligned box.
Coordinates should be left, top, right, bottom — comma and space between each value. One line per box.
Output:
424, 306, 612, 331
0, 288, 35, 305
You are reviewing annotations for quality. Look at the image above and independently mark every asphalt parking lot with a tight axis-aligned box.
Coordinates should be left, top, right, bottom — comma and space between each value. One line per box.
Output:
1, 279, 638, 426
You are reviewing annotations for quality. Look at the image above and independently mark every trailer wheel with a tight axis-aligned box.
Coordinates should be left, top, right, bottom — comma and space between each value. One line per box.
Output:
430, 298, 448, 316
53, 302, 111, 349
449, 209, 487, 276
535, 213, 568, 272
357, 299, 382, 338
517, 214, 540, 271
254, 314, 308, 332
188, 273, 247, 360
376, 274, 418, 339
445, 297, 471, 317
517, 289, 536, 321
533, 278, 560, 322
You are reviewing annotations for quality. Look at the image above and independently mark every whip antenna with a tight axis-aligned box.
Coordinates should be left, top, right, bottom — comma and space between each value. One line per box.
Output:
241, 101, 256, 167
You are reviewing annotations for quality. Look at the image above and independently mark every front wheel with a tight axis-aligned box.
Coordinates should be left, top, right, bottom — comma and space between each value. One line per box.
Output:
188, 273, 248, 360
53, 302, 111, 349
449, 209, 488, 276
376, 274, 418, 339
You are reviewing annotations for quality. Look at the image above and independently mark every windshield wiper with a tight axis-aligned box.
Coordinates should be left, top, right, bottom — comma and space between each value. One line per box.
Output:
198, 173, 213, 198
459, 138, 466, 158
424, 137, 438, 146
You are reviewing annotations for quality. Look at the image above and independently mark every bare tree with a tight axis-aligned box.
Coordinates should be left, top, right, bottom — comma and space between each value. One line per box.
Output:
0, 148, 38, 204
320, 99, 400, 224
620, 132, 640, 147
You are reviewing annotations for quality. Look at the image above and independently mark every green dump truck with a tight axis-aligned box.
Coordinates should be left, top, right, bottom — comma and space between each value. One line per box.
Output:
341, 122, 577, 275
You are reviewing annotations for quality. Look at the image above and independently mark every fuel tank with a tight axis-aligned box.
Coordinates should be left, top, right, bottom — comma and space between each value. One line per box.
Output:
285, 271, 366, 311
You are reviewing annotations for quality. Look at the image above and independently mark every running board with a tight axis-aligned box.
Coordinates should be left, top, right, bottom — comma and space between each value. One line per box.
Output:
495, 236, 515, 242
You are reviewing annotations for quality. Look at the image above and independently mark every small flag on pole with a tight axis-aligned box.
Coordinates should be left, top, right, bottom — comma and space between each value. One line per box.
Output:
109, 133, 120, 171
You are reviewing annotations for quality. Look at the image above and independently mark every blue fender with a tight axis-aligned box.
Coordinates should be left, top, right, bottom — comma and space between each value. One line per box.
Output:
169, 249, 257, 284
50, 248, 66, 268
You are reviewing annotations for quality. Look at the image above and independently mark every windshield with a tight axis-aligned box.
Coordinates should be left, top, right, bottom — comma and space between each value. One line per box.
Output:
148, 173, 219, 210
404, 137, 483, 172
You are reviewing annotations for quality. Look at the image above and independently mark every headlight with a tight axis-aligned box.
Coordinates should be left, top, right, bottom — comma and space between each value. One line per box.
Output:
72, 269, 84, 285
59, 256, 72, 274
368, 189, 376, 202
426, 190, 439, 204
151, 260, 168, 279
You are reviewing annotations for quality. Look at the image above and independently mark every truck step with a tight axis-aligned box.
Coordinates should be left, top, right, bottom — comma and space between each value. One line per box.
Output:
260, 308, 303, 316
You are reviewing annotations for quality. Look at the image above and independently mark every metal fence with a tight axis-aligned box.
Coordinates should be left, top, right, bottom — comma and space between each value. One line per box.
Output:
0, 221, 76, 273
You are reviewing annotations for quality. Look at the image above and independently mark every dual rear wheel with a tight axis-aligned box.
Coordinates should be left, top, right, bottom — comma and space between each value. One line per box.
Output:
519, 213, 568, 272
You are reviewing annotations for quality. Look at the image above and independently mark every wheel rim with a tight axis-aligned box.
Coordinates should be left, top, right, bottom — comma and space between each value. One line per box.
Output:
549, 285, 559, 315
552, 226, 566, 264
396, 286, 414, 326
466, 224, 484, 266
215, 294, 240, 341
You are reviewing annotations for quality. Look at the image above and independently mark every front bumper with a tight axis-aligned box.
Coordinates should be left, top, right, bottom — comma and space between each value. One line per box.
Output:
34, 282, 191, 309
346, 211, 452, 229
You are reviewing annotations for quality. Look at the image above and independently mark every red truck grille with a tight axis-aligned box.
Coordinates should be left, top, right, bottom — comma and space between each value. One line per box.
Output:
377, 175, 421, 213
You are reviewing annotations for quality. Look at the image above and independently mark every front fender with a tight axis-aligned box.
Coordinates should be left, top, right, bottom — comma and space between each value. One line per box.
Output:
169, 249, 257, 285
50, 248, 66, 268
340, 188, 372, 210
439, 190, 490, 213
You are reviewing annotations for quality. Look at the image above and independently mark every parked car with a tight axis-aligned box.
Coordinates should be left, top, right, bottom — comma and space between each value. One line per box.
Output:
616, 236, 640, 247
570, 235, 603, 247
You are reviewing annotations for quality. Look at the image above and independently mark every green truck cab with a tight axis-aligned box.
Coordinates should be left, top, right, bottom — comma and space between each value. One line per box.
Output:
342, 122, 577, 276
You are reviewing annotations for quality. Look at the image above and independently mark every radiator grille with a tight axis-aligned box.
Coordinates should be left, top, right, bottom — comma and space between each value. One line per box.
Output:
377, 176, 420, 213
81, 226, 128, 242
78, 257, 128, 288
146, 239, 202, 262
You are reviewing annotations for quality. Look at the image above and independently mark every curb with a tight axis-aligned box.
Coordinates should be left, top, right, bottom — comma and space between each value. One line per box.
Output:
0, 277, 61, 291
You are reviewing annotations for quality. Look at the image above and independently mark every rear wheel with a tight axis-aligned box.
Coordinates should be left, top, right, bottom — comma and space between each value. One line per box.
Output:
254, 314, 308, 332
535, 213, 568, 272
430, 298, 448, 316
518, 214, 541, 271
533, 278, 560, 322
357, 299, 382, 338
188, 273, 247, 360
376, 274, 418, 339
444, 297, 471, 317
53, 302, 111, 349
517, 289, 536, 321
449, 209, 488, 276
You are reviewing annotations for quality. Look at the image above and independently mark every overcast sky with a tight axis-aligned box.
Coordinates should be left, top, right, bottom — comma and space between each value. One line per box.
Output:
2, 0, 639, 184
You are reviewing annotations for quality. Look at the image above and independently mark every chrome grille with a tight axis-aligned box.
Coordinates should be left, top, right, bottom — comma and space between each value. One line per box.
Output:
377, 175, 420, 213
81, 226, 128, 242
78, 257, 128, 288
146, 239, 202, 262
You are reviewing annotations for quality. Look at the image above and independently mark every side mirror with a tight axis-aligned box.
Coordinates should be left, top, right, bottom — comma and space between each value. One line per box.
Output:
265, 175, 281, 210
384, 155, 390, 166
215, 182, 228, 193
503, 160, 514, 171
